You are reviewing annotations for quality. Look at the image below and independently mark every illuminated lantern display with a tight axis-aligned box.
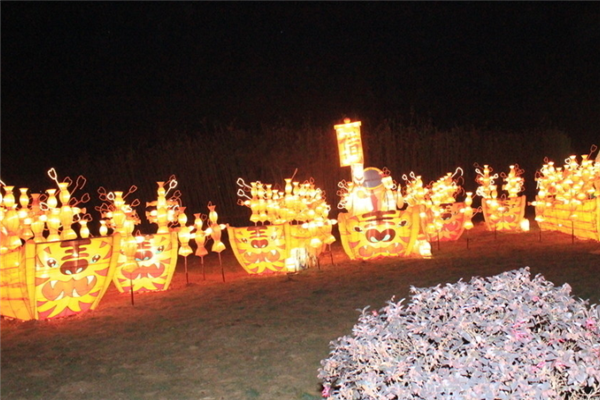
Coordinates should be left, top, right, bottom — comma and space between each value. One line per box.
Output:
1, 170, 121, 321
533, 150, 600, 241
104, 178, 180, 294
229, 176, 336, 274
0, 235, 122, 320
228, 224, 288, 274
475, 164, 528, 232
404, 169, 475, 242
338, 208, 422, 260
335, 119, 429, 259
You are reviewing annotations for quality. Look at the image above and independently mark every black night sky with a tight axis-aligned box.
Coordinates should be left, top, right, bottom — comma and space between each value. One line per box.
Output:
2, 2, 599, 186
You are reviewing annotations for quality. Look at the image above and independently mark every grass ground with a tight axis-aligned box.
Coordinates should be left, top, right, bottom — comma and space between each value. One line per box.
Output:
1, 221, 599, 400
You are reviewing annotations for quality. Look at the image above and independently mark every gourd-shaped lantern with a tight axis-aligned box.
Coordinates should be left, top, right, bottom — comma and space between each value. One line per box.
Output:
206, 203, 226, 253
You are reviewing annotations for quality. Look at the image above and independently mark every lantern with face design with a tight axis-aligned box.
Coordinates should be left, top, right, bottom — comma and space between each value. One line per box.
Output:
475, 164, 528, 232
112, 232, 179, 293
338, 207, 421, 260
227, 224, 287, 274
423, 202, 470, 242
481, 195, 528, 232
418, 170, 473, 241
230, 176, 337, 274
105, 179, 181, 294
0, 235, 121, 320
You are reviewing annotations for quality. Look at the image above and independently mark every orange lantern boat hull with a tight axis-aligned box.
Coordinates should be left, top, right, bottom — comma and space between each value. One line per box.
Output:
423, 202, 469, 242
338, 207, 422, 260
535, 197, 600, 241
0, 235, 121, 321
227, 224, 288, 274
113, 232, 179, 293
481, 195, 527, 232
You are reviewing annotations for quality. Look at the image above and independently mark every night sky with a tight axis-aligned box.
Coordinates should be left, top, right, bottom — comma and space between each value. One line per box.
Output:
2, 2, 599, 185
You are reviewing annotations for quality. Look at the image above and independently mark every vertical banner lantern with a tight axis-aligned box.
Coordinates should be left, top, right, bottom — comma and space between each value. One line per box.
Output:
335, 119, 364, 167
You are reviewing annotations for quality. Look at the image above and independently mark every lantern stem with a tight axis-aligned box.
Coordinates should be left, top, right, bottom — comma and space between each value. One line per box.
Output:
219, 253, 225, 282
130, 277, 135, 306
185, 257, 189, 285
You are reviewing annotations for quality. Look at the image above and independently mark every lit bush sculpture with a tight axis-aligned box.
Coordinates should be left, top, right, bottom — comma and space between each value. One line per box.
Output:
475, 164, 528, 232
0, 170, 121, 320
229, 176, 336, 274
533, 149, 600, 241
319, 267, 600, 399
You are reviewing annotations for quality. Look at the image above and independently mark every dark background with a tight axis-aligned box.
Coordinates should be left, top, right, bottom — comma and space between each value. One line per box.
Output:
2, 2, 599, 189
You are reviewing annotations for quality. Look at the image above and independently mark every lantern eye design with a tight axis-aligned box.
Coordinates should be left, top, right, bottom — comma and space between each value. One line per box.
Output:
47, 258, 57, 268
398, 220, 408, 227
240, 238, 248, 244
353, 226, 364, 233
156, 245, 164, 253
91, 254, 101, 264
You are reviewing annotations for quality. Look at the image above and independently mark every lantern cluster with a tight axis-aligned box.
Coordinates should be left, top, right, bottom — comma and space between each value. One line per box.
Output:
0, 169, 91, 253
96, 186, 141, 237
402, 170, 475, 240
229, 176, 336, 274
334, 119, 432, 259
337, 166, 402, 215
145, 178, 185, 234
533, 152, 600, 241
535, 155, 599, 206
0, 169, 122, 321
236, 177, 335, 227
475, 164, 528, 232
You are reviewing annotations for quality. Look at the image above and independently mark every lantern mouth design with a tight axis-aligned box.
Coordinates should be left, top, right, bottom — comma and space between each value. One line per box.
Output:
340, 209, 420, 260
121, 262, 166, 281
39, 274, 98, 301
242, 249, 281, 264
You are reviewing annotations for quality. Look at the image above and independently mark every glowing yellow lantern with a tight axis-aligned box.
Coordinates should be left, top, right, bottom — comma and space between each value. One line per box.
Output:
338, 208, 422, 260
110, 180, 180, 293
334, 119, 364, 167
0, 235, 121, 320
417, 169, 473, 242
112, 232, 179, 293
475, 164, 527, 232
193, 213, 209, 258
228, 224, 288, 274
534, 151, 600, 240
231, 176, 336, 273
